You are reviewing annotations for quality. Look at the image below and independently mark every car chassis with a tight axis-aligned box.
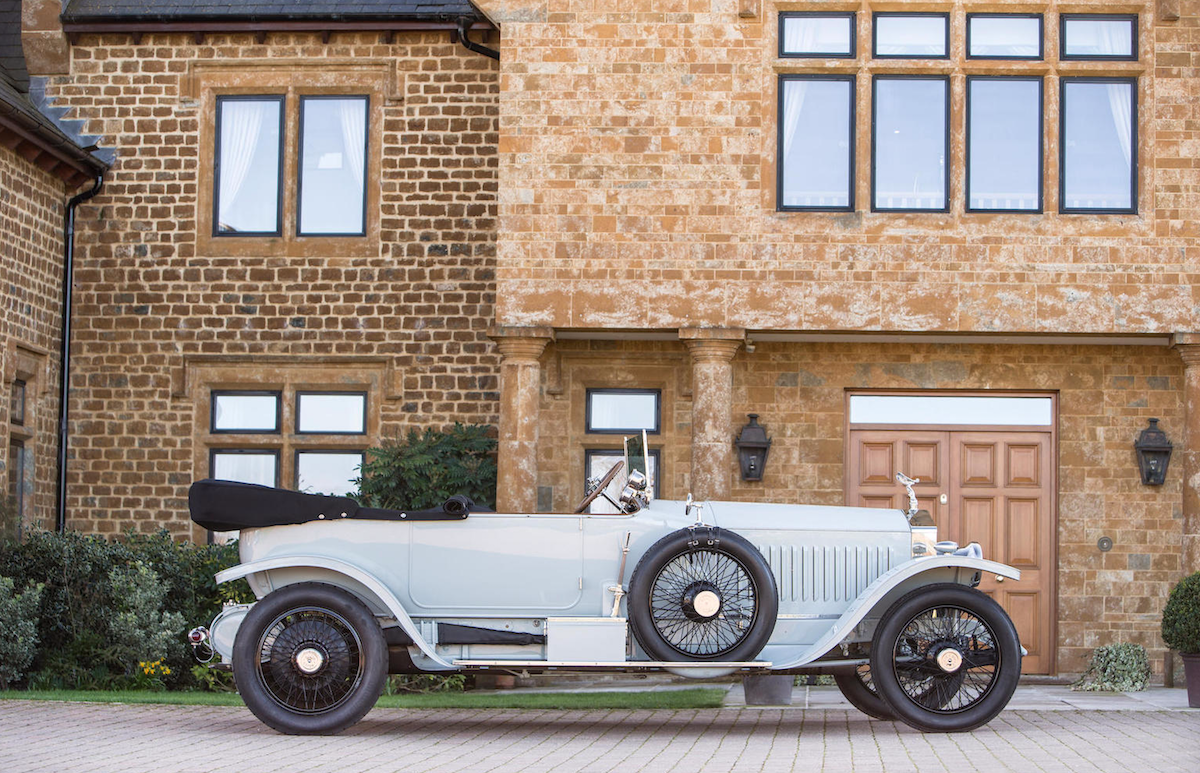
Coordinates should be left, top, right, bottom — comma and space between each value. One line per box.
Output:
188, 437, 1023, 735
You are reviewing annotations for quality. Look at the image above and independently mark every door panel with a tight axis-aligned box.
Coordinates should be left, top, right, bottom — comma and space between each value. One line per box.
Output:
848, 427, 1055, 674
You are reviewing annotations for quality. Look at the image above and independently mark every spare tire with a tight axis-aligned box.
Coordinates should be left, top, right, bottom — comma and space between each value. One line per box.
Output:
628, 526, 778, 662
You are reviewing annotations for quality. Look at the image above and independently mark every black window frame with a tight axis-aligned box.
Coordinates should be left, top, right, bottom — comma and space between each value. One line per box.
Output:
294, 448, 366, 495
209, 447, 282, 488
585, 388, 662, 435
1059, 14, 1138, 62
1058, 76, 1138, 216
778, 11, 857, 59
212, 94, 286, 238
295, 390, 369, 436
210, 389, 283, 435
870, 75, 951, 213
872, 12, 950, 60
965, 75, 1045, 214
296, 94, 371, 238
776, 74, 857, 213
965, 13, 1044, 60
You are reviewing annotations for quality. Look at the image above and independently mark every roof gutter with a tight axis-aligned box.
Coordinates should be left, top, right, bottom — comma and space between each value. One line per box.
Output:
56, 173, 105, 533
456, 16, 499, 60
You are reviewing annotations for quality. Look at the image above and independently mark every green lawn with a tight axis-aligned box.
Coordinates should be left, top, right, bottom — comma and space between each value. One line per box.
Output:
0, 688, 727, 711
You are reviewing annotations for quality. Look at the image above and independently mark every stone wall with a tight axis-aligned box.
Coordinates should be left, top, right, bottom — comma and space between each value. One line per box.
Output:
38, 31, 500, 534
481, 0, 1200, 336
0, 143, 67, 532
540, 338, 1183, 673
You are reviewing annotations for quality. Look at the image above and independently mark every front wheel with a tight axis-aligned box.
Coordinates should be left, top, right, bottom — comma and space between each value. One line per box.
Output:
834, 665, 895, 720
233, 582, 388, 734
870, 584, 1020, 733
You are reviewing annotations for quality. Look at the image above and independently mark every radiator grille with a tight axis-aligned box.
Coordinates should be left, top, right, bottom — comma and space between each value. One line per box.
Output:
759, 544, 896, 604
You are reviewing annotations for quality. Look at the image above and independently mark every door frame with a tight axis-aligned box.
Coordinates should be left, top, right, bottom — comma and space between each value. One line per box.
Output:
843, 388, 1059, 675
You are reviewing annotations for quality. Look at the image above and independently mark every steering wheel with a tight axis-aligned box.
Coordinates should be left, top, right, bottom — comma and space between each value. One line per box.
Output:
574, 460, 624, 514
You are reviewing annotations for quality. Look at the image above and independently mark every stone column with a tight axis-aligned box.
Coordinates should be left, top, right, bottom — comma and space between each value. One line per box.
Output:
490, 326, 553, 513
681, 328, 744, 501
1173, 334, 1200, 573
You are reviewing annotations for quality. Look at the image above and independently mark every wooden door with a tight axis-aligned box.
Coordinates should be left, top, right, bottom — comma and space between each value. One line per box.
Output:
847, 429, 1055, 674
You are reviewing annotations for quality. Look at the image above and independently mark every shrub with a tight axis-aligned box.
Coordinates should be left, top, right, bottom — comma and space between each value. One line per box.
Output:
0, 576, 42, 688
355, 423, 497, 510
108, 561, 187, 675
0, 529, 251, 689
1162, 571, 1200, 654
1072, 643, 1151, 692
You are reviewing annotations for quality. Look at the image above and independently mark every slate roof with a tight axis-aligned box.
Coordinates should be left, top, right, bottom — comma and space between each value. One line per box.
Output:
62, 0, 481, 23
0, 0, 29, 91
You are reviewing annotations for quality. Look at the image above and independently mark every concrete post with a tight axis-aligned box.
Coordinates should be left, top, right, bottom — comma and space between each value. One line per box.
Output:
1173, 335, 1200, 573
490, 327, 553, 513
681, 328, 744, 502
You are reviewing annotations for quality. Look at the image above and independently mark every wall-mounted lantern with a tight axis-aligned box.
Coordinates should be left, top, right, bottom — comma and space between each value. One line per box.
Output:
735, 414, 772, 482
1134, 418, 1173, 486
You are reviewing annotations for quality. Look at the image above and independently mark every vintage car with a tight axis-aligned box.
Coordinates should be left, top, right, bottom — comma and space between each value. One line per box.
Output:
187, 438, 1023, 736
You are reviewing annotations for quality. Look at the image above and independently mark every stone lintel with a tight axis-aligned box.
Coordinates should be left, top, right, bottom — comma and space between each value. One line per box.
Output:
678, 327, 746, 342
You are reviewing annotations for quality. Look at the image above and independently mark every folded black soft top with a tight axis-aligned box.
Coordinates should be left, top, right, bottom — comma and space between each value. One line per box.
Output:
188, 479, 480, 532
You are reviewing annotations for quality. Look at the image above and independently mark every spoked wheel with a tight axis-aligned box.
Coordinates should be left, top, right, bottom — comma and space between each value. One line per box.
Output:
834, 664, 895, 720
233, 583, 388, 734
628, 527, 778, 662
870, 584, 1021, 733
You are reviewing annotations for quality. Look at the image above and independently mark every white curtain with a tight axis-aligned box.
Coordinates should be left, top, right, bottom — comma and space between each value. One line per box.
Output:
217, 101, 265, 226
1095, 24, 1133, 169
214, 453, 276, 487
339, 98, 366, 187
781, 21, 818, 162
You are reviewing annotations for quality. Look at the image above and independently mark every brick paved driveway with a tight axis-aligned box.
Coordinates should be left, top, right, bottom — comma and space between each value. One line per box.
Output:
1, 702, 1197, 773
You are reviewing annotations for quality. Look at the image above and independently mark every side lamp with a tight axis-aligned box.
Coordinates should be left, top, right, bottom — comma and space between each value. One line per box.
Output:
734, 413, 772, 482
1134, 418, 1173, 486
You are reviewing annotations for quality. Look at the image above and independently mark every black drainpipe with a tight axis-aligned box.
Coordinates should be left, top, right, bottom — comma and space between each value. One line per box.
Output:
56, 174, 104, 533
457, 16, 499, 61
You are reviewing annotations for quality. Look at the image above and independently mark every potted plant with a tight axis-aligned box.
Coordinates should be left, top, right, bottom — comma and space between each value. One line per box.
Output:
1161, 571, 1200, 707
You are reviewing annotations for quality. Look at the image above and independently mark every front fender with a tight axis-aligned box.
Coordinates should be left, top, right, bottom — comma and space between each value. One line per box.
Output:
771, 556, 1019, 670
216, 556, 454, 670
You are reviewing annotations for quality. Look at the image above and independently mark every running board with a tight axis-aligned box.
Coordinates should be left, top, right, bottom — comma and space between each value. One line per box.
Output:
452, 659, 772, 670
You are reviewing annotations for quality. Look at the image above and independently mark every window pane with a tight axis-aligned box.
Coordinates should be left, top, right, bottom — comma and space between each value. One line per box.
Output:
780, 78, 853, 209
10, 380, 25, 426
297, 393, 366, 434
1063, 17, 1135, 59
968, 79, 1041, 211
216, 98, 281, 234
781, 14, 854, 56
212, 392, 279, 432
968, 16, 1041, 58
586, 452, 658, 514
212, 451, 277, 486
873, 79, 947, 211
587, 391, 659, 433
296, 452, 363, 496
1062, 80, 1135, 212
875, 15, 947, 57
849, 395, 1053, 426
299, 97, 368, 235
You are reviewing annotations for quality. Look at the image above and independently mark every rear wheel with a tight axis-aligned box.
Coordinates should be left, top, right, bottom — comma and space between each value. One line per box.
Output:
233, 582, 388, 734
628, 527, 778, 662
870, 584, 1020, 733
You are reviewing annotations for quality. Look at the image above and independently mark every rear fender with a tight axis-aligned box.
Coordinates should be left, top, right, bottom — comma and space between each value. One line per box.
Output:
215, 556, 454, 670
771, 556, 1019, 670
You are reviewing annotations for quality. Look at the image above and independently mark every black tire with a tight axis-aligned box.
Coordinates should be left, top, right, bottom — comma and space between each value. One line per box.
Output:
834, 665, 895, 720
233, 582, 388, 735
870, 583, 1021, 733
628, 527, 778, 662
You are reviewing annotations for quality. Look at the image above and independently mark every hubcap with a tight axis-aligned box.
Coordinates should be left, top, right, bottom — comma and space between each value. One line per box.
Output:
936, 648, 963, 673
294, 647, 326, 675
692, 590, 721, 618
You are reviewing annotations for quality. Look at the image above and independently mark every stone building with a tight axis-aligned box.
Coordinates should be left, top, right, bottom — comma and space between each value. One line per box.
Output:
8, 0, 1200, 677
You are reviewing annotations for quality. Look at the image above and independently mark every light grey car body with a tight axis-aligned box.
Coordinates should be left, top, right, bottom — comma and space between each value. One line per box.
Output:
206, 496, 1019, 676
